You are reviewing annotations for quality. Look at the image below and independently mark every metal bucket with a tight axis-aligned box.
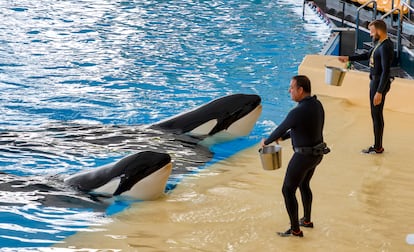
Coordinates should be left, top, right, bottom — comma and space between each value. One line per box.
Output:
259, 145, 282, 170
325, 66, 346, 86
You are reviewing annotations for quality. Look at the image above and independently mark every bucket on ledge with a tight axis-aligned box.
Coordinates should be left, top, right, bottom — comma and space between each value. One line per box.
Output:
259, 145, 282, 170
325, 65, 346, 86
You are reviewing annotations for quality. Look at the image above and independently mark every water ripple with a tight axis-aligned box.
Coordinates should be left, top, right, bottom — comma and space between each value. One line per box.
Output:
0, 0, 330, 248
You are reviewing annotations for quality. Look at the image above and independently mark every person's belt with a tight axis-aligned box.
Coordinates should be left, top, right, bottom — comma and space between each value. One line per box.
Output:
294, 142, 330, 156
293, 147, 314, 155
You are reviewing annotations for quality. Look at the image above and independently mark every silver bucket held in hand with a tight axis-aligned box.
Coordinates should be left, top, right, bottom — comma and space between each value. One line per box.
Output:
324, 58, 347, 86
259, 145, 282, 170
325, 65, 346, 86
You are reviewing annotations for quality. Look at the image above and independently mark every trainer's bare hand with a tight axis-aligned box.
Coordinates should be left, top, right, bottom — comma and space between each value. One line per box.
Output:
260, 138, 266, 147
373, 92, 383, 106
338, 56, 349, 63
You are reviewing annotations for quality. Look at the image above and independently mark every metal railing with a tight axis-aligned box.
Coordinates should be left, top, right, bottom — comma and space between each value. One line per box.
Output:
381, 8, 402, 59
355, 0, 377, 51
401, 0, 414, 48
402, 0, 414, 18
303, 0, 306, 18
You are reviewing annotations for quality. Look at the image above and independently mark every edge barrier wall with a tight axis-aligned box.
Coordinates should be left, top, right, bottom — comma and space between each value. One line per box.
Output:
298, 54, 414, 114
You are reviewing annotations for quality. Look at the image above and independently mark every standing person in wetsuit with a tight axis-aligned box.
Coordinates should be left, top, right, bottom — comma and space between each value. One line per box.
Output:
261, 75, 329, 237
338, 19, 394, 154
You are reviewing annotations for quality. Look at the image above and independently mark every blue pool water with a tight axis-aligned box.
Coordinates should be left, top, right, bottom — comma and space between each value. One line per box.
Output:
0, 0, 330, 248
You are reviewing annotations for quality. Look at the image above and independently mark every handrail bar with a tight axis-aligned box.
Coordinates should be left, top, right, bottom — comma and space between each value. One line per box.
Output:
401, 0, 414, 14
303, 0, 306, 19
355, 0, 377, 51
381, 8, 402, 60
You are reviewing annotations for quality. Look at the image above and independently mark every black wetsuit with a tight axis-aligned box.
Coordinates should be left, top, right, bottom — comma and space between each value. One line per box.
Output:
264, 95, 325, 232
349, 38, 394, 149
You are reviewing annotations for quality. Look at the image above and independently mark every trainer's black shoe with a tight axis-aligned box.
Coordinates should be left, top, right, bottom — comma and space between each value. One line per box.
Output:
299, 218, 314, 228
362, 146, 384, 154
277, 229, 303, 237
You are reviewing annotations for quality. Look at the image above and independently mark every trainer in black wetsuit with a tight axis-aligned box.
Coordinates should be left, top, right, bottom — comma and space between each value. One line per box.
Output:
261, 75, 327, 237
339, 19, 394, 154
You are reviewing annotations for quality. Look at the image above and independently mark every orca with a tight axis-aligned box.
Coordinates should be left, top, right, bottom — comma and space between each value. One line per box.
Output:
63, 151, 172, 201
0, 93, 262, 204
60, 94, 262, 200
151, 93, 262, 146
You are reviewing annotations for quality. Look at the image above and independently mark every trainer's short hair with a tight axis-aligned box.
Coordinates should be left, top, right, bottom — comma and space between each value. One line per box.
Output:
292, 75, 311, 94
369, 19, 387, 32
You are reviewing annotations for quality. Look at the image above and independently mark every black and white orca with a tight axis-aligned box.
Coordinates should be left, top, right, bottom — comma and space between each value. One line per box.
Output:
0, 93, 262, 204
62, 93, 262, 200
151, 93, 262, 146
64, 151, 172, 201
